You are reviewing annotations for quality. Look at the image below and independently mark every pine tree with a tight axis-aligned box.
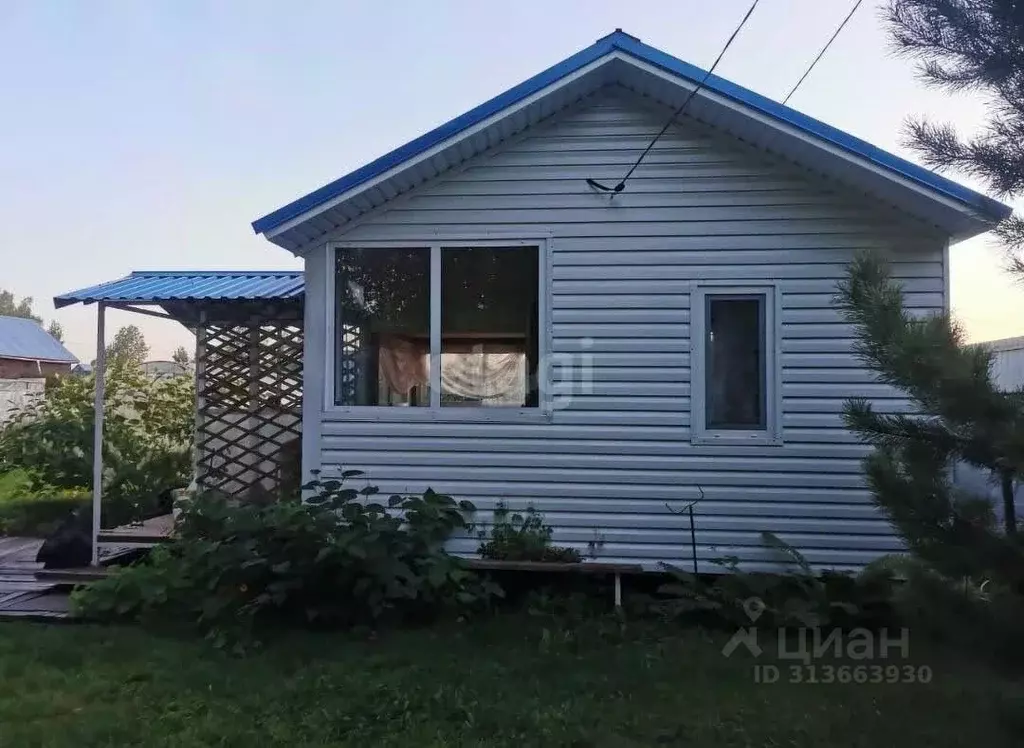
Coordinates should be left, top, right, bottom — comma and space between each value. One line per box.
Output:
837, 253, 1024, 589
885, 0, 1024, 265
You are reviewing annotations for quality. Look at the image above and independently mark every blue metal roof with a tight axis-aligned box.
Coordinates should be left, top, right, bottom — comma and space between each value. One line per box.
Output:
252, 29, 1011, 238
0, 316, 77, 363
53, 270, 304, 309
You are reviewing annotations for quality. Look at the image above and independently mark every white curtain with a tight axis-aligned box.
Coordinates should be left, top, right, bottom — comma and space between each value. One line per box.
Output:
441, 348, 526, 405
376, 336, 527, 406
377, 335, 429, 397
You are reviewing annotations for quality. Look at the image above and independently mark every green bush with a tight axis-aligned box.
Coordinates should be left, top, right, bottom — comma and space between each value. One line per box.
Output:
0, 493, 89, 537
477, 502, 582, 563
72, 471, 503, 643
653, 532, 892, 630
0, 362, 192, 522
0, 468, 90, 537
858, 554, 1024, 668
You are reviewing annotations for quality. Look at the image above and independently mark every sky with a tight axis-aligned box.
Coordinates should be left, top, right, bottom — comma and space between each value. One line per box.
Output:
1, 0, 1020, 362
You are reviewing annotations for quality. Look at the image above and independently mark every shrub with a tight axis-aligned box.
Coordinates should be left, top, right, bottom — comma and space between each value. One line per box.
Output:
0, 468, 90, 537
477, 502, 582, 563
859, 554, 1024, 668
0, 362, 192, 523
653, 532, 891, 630
72, 471, 503, 643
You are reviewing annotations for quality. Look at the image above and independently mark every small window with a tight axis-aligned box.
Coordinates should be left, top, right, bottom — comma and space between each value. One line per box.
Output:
692, 286, 779, 444
333, 244, 540, 409
706, 295, 765, 429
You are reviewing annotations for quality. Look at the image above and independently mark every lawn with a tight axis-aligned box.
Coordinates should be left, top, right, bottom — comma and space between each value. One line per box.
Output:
1, 615, 1021, 747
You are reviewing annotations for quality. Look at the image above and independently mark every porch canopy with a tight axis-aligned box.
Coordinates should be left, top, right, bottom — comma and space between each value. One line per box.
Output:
54, 270, 305, 564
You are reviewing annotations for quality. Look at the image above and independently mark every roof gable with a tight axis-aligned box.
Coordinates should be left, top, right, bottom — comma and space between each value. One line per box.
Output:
0, 316, 77, 364
253, 29, 1010, 251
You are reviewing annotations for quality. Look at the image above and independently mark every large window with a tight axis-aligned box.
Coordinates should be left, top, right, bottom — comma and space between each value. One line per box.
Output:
334, 244, 540, 409
334, 247, 431, 407
691, 286, 779, 444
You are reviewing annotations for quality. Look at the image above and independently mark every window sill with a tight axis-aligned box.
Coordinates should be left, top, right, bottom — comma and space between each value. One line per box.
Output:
322, 407, 553, 424
691, 431, 783, 447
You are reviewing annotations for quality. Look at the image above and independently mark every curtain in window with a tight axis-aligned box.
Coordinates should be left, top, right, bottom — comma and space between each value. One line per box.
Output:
376, 336, 527, 406
441, 342, 526, 406
377, 335, 429, 397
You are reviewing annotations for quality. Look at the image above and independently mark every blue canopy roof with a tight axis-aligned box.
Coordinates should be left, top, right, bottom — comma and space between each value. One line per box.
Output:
54, 270, 304, 309
0, 316, 77, 364
252, 29, 1011, 242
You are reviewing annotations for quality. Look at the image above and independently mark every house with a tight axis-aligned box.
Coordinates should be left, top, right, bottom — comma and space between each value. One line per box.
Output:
141, 360, 192, 380
0, 315, 77, 425
56, 31, 1010, 571
0, 316, 77, 379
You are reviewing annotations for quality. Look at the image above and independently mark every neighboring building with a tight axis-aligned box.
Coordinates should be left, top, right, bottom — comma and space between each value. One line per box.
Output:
980, 336, 1024, 390
56, 31, 1010, 571
0, 315, 77, 379
141, 360, 192, 380
952, 335, 1024, 523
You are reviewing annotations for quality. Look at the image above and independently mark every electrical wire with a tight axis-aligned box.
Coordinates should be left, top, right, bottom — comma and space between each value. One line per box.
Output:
586, 0, 762, 194
782, 0, 863, 106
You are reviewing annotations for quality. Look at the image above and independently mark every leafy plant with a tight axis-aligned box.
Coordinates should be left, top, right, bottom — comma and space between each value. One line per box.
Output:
654, 532, 885, 630
0, 361, 193, 523
0, 468, 90, 536
477, 501, 581, 563
859, 553, 1024, 667
72, 470, 503, 644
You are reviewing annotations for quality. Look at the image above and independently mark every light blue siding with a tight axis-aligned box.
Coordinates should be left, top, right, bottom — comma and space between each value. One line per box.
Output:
302, 89, 947, 572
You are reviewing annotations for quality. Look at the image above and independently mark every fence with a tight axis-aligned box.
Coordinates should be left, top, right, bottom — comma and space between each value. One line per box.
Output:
0, 379, 44, 425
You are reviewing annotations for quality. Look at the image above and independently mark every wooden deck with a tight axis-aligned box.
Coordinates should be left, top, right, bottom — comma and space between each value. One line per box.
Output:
0, 514, 175, 619
0, 536, 62, 619
96, 513, 175, 545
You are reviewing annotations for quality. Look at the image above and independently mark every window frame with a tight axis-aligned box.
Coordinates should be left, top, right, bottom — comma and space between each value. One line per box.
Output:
690, 284, 782, 446
324, 237, 552, 422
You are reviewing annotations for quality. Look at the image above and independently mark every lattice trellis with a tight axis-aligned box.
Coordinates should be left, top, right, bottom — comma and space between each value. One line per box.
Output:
336, 322, 362, 405
195, 318, 303, 499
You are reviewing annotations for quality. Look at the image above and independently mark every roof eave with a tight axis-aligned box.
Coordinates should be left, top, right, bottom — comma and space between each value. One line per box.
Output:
0, 354, 76, 365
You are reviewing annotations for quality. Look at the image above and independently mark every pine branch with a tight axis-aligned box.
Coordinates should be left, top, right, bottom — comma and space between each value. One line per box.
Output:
843, 399, 959, 455
996, 215, 1024, 268
887, 1, 1024, 91
904, 118, 1024, 194
836, 254, 1000, 416
885, 1, 1024, 209
836, 253, 1024, 474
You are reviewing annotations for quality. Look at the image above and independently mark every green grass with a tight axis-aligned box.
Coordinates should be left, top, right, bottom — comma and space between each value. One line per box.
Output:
1, 615, 1021, 747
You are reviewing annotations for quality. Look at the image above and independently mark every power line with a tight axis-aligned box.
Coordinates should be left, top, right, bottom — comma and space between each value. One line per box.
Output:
782, 0, 864, 106
586, 0, 762, 195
